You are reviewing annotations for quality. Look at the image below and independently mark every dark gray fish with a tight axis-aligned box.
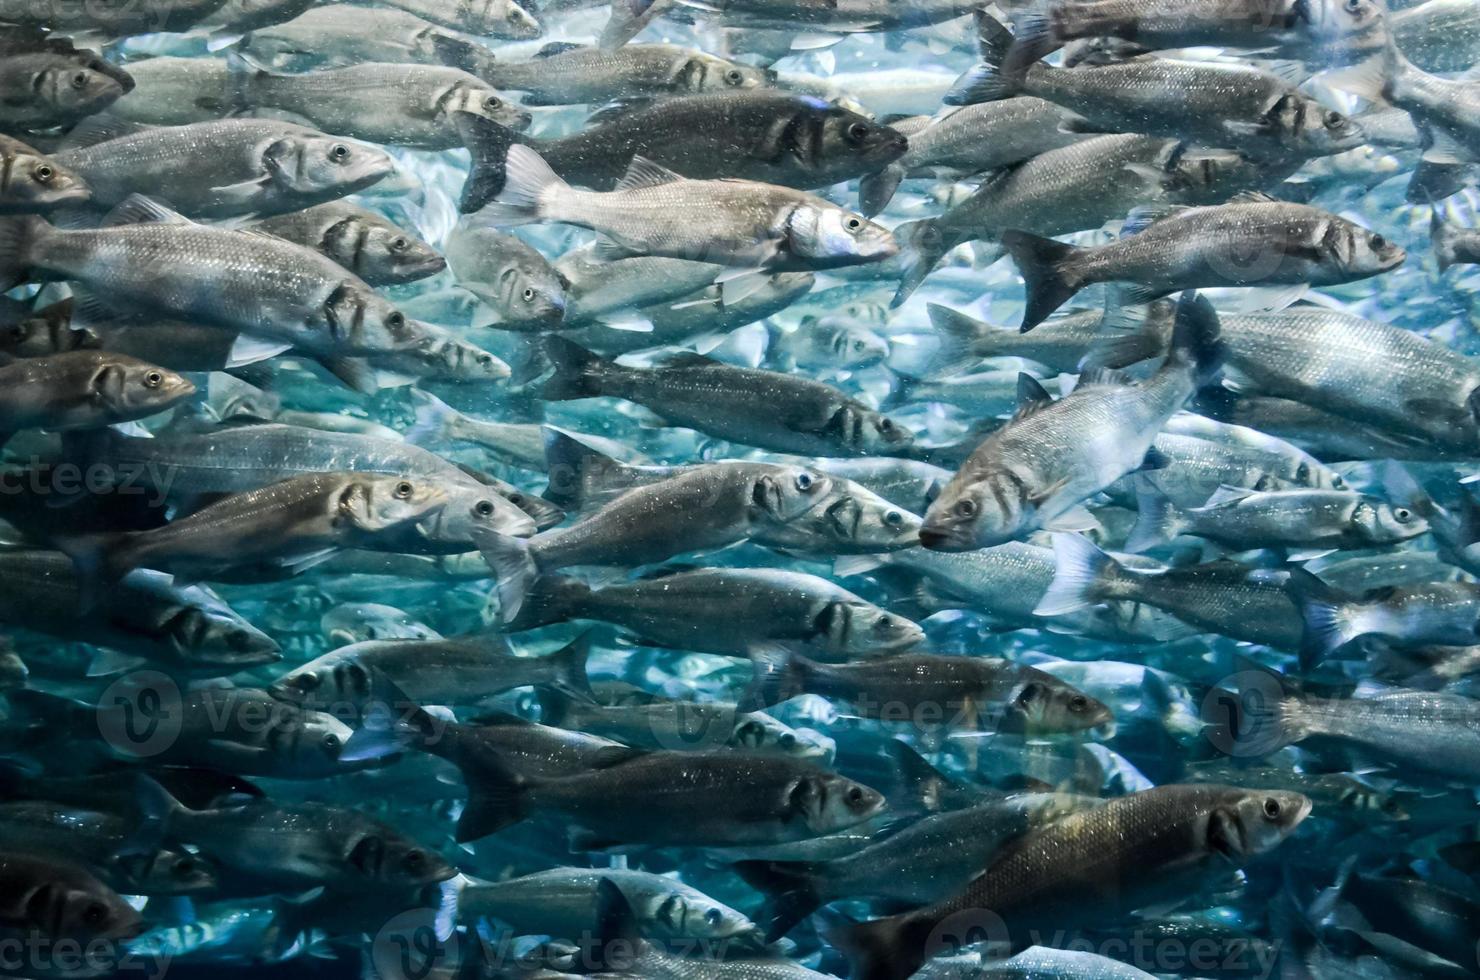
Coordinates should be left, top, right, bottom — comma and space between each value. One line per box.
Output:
252, 202, 446, 285
0, 31, 133, 132
0, 134, 90, 214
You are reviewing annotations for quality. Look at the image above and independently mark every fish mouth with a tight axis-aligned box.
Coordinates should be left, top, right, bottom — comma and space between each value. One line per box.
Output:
918, 523, 974, 551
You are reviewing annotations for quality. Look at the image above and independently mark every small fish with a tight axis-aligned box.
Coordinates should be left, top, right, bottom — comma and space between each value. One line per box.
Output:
0, 134, 89, 214
0, 351, 195, 445
1433, 211, 1480, 271
0, 31, 133, 132
0, 852, 141, 945
343, 0, 542, 38
252, 202, 445, 286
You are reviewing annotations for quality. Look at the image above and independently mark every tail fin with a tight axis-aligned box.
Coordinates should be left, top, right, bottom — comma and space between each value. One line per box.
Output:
341, 702, 443, 763
507, 576, 595, 632
539, 336, 608, 401
1124, 480, 1187, 554
1034, 532, 1125, 616
1000, 10, 1061, 84
53, 533, 132, 613
472, 529, 540, 625
859, 164, 905, 218
601, 0, 666, 49
453, 111, 533, 215
732, 861, 830, 941
1163, 291, 1224, 386
403, 389, 459, 447
118, 775, 185, 860
1078, 299, 1177, 371
544, 632, 594, 699
741, 649, 809, 710
1284, 568, 1362, 670
821, 911, 929, 980
891, 218, 956, 309
1001, 230, 1083, 331
921, 304, 988, 377
1432, 210, 1460, 272
0, 217, 40, 291
477, 143, 567, 226
943, 12, 1018, 105
542, 428, 644, 510
455, 747, 530, 843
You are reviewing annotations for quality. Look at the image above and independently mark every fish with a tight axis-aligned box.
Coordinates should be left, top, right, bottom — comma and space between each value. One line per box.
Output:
504, 567, 925, 660
0, 852, 141, 945
0, 134, 90, 213
538, 337, 914, 457
1433, 211, 1480, 271
251, 201, 446, 286
467, 134, 898, 272
240, 4, 492, 71
343, 0, 542, 38
828, 784, 1310, 980
0, 351, 195, 444
1004, 194, 1406, 330
0, 0, 231, 37
457, 91, 908, 197
442, 39, 775, 105
922, 292, 1222, 549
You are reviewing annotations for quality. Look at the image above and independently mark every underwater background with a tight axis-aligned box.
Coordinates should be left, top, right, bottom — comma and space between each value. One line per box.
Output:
2, 0, 1480, 979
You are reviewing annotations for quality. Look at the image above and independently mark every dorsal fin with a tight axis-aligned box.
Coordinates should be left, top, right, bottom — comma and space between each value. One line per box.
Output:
1075, 366, 1135, 389
1120, 204, 1191, 238
102, 195, 194, 228
615, 155, 684, 192
1229, 190, 1279, 205
1013, 373, 1054, 418
535, 41, 585, 57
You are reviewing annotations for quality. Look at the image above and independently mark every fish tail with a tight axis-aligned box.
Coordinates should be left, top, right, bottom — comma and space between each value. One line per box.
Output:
472, 528, 540, 625
542, 427, 637, 511
1078, 298, 1175, 371
1165, 291, 1224, 386
54, 532, 133, 613
453, 111, 536, 215
404, 389, 459, 447
1035, 532, 1128, 616
456, 751, 530, 843
740, 648, 809, 711
1284, 568, 1362, 670
512, 576, 595, 631
1000, 9, 1061, 84
1001, 229, 1084, 331
821, 910, 929, 980
539, 335, 608, 401
732, 860, 830, 941
119, 774, 185, 860
546, 631, 594, 699
1124, 480, 1186, 554
482, 142, 567, 225
859, 163, 904, 218
891, 218, 955, 309
1432, 210, 1458, 272
341, 699, 444, 763
0, 216, 41, 292
944, 12, 1019, 104
923, 303, 991, 376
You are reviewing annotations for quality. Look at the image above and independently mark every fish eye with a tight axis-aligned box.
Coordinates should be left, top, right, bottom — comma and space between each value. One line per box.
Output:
1394, 507, 1412, 523
845, 122, 870, 144
143, 371, 163, 388
1324, 110, 1345, 129
33, 165, 53, 183
474, 499, 495, 517
852, 339, 865, 352
884, 510, 903, 527
879, 418, 894, 431
794, 472, 813, 491
82, 903, 109, 927
394, 481, 415, 498
330, 143, 350, 161
955, 498, 977, 517
1344, 0, 1362, 11
845, 786, 864, 805
872, 615, 891, 632
390, 236, 409, 252
403, 850, 427, 870
1069, 695, 1090, 713
1263, 797, 1282, 819
386, 311, 406, 329
484, 96, 501, 110
724, 68, 743, 85
521, 287, 536, 302
296, 673, 321, 690
705, 908, 722, 924
173, 857, 196, 875
71, 71, 90, 89
778, 732, 796, 748
845, 216, 863, 232
322, 733, 341, 750
1370, 233, 1387, 249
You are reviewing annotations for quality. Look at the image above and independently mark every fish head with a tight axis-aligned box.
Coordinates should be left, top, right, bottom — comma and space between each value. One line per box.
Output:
345, 830, 457, 887
404, 327, 512, 382
1294, 0, 1386, 45
286, 705, 375, 775
7, 148, 90, 210
921, 470, 1026, 551
755, 465, 833, 522
794, 772, 886, 833
789, 204, 899, 267
859, 410, 914, 455
449, 83, 532, 133
344, 475, 449, 533
176, 603, 283, 670
686, 54, 773, 93
477, 0, 542, 39
659, 890, 764, 946
95, 356, 196, 416
829, 600, 925, 656
361, 225, 447, 285
1211, 789, 1312, 859
117, 848, 219, 896
1282, 96, 1365, 155
819, 481, 922, 551
1000, 668, 1115, 738
730, 712, 826, 761
34, 59, 130, 120
268, 134, 396, 198
820, 109, 910, 171
1166, 149, 1266, 203
1354, 496, 1428, 543
437, 483, 537, 545
813, 317, 889, 369
36, 878, 144, 942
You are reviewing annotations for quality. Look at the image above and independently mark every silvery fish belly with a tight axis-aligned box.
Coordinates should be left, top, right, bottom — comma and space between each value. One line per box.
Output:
0, 2, 1474, 980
